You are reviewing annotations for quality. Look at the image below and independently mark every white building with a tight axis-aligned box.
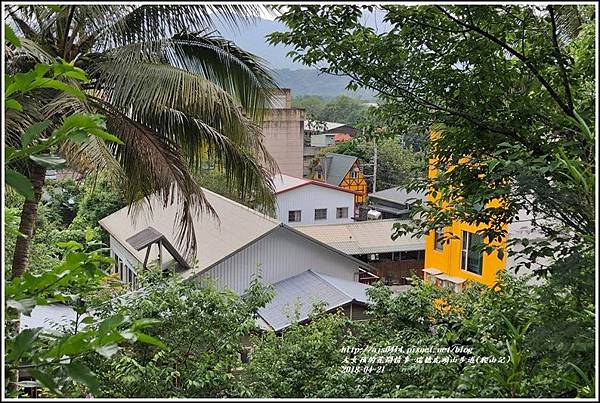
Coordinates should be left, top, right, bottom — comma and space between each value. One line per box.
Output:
272, 174, 356, 226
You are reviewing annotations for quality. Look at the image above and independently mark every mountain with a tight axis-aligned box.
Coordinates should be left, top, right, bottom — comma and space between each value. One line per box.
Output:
273, 69, 376, 100
214, 13, 388, 99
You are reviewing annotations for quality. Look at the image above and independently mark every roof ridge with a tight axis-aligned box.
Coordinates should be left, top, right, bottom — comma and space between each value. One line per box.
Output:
201, 187, 281, 225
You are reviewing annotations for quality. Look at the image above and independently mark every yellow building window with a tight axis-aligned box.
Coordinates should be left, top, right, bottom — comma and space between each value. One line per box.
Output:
434, 228, 444, 251
461, 231, 483, 275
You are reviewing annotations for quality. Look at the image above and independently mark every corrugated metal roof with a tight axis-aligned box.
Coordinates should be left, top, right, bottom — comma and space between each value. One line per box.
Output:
304, 120, 348, 132
257, 270, 370, 331
321, 153, 358, 186
295, 219, 425, 255
369, 187, 427, 206
99, 189, 280, 279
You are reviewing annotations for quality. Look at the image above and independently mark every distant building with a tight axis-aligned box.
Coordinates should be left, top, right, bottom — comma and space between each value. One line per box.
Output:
302, 120, 358, 176
366, 187, 427, 220
312, 153, 368, 216
296, 219, 425, 285
304, 120, 359, 137
272, 174, 356, 226
261, 89, 305, 177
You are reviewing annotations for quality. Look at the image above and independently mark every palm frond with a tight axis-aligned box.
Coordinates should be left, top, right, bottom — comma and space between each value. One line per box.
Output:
89, 61, 275, 165
86, 5, 263, 50
90, 97, 211, 254
103, 32, 277, 120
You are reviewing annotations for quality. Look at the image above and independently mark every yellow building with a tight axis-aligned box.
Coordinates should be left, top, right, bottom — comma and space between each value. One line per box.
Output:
423, 132, 507, 290
313, 153, 368, 214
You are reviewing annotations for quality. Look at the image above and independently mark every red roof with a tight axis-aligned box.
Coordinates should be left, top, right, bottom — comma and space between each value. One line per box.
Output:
334, 133, 353, 142
272, 174, 360, 196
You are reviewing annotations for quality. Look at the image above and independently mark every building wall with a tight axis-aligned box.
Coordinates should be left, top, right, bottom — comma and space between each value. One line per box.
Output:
261, 108, 305, 177
276, 184, 355, 226
340, 161, 368, 208
109, 235, 140, 271
198, 226, 360, 294
424, 220, 507, 287
424, 131, 507, 287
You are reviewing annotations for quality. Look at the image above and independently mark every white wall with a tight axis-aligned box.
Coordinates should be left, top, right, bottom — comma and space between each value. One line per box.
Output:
276, 184, 355, 226
109, 235, 140, 271
197, 227, 360, 294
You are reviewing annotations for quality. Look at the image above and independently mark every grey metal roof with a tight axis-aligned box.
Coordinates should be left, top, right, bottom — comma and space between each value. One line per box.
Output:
99, 188, 281, 279
126, 227, 163, 250
369, 187, 427, 206
321, 153, 358, 186
257, 270, 370, 332
20, 304, 79, 332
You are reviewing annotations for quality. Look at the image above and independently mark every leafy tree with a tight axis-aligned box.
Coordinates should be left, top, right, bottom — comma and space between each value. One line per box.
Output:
270, 3, 595, 281
235, 309, 361, 398
87, 272, 274, 398
293, 94, 370, 126
314, 136, 426, 191
5, 4, 278, 278
4, 235, 163, 397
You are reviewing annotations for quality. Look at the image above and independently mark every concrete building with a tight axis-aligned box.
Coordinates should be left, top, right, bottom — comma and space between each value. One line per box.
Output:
272, 173, 356, 226
261, 89, 305, 177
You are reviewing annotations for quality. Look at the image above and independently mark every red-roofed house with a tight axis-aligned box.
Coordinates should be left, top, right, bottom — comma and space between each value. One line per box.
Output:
272, 174, 357, 225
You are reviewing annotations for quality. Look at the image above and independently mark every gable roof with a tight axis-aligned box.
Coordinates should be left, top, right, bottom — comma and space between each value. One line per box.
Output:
295, 219, 425, 255
304, 121, 352, 133
319, 153, 359, 186
99, 188, 280, 279
272, 174, 358, 195
257, 270, 370, 331
99, 189, 374, 279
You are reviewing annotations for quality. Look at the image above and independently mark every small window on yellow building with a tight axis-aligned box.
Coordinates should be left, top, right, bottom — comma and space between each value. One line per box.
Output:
434, 228, 444, 251
461, 231, 483, 275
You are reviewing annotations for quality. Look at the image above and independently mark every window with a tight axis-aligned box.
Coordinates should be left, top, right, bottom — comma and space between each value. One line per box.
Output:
351, 169, 359, 179
434, 228, 444, 251
336, 207, 348, 219
461, 231, 484, 275
314, 208, 327, 220
288, 210, 301, 223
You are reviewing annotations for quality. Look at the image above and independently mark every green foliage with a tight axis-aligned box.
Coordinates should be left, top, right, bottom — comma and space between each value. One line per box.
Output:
3, 52, 119, 197
236, 309, 360, 398
4, 175, 127, 275
86, 272, 274, 397
4, 241, 160, 397
293, 94, 370, 125
270, 5, 595, 273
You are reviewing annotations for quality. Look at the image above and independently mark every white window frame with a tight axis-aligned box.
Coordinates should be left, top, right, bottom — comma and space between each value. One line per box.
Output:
461, 231, 483, 275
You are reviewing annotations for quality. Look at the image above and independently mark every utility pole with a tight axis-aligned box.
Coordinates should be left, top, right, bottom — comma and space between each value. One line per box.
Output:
372, 137, 378, 193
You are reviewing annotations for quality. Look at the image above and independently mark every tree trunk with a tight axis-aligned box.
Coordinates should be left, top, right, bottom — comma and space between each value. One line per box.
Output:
11, 164, 46, 279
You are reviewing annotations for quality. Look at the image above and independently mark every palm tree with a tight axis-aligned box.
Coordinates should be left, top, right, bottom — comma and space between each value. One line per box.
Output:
5, 5, 279, 278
